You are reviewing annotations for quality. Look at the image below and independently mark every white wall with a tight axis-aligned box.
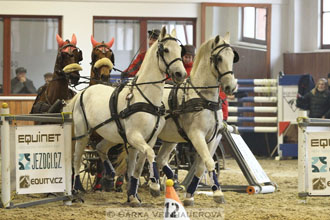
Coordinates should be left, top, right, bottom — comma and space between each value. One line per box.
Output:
0, 0, 327, 81
0, 0, 200, 80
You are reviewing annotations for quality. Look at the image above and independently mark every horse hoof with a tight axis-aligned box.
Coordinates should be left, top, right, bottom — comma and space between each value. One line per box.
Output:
183, 197, 194, 206
149, 182, 161, 197
127, 195, 141, 207
213, 190, 226, 204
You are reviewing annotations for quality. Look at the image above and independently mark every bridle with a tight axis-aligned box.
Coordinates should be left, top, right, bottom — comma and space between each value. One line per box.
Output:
54, 42, 82, 85
157, 37, 184, 78
210, 43, 237, 82
90, 43, 112, 80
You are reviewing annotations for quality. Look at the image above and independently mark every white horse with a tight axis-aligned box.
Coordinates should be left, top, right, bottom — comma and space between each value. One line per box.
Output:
65, 27, 186, 205
127, 33, 237, 206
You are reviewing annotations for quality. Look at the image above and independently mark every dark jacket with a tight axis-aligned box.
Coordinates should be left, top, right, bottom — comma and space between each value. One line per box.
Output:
11, 77, 37, 94
302, 89, 330, 118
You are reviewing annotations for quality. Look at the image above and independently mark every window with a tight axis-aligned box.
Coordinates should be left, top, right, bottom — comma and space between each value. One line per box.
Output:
0, 16, 61, 95
147, 20, 194, 45
322, 0, 330, 49
93, 17, 196, 76
94, 19, 140, 73
242, 7, 267, 45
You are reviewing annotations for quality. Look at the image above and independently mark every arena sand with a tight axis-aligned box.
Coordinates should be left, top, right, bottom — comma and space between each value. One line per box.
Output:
1, 158, 330, 220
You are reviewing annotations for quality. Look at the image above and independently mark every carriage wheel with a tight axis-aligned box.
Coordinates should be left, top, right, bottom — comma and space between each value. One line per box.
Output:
79, 149, 100, 192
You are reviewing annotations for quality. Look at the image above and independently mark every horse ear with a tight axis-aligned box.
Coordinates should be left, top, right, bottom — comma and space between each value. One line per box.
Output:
56, 34, 64, 47
106, 37, 115, 48
71, 34, 77, 45
160, 26, 167, 40
224, 32, 230, 44
215, 35, 220, 45
170, 29, 177, 38
91, 35, 99, 48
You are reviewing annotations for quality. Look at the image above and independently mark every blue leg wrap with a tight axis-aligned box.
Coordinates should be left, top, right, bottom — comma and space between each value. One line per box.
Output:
128, 176, 138, 196
150, 162, 160, 183
162, 165, 174, 179
187, 176, 200, 195
211, 170, 220, 191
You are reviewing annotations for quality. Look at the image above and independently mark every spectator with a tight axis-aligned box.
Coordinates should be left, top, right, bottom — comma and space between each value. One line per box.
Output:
37, 72, 53, 94
121, 29, 160, 78
328, 73, 330, 91
300, 78, 330, 118
182, 44, 195, 76
11, 67, 37, 94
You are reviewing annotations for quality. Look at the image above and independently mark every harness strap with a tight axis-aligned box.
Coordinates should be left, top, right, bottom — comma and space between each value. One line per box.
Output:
167, 81, 222, 144
80, 89, 89, 131
167, 86, 190, 142
110, 83, 128, 147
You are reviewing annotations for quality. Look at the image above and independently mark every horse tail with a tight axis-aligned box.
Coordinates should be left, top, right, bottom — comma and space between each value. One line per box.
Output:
114, 145, 128, 175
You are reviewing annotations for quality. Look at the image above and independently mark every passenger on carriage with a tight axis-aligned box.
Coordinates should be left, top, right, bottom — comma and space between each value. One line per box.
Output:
121, 29, 160, 78
182, 44, 195, 76
11, 67, 37, 94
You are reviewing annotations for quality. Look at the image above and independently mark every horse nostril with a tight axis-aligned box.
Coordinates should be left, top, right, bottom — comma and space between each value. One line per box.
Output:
225, 86, 231, 94
174, 72, 183, 79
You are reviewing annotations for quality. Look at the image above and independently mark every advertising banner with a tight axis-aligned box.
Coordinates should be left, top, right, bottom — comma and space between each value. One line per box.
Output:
15, 125, 66, 194
306, 127, 330, 195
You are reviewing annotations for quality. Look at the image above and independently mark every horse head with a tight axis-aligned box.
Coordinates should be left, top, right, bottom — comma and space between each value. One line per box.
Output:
54, 34, 83, 86
156, 27, 186, 84
90, 36, 115, 85
209, 33, 237, 95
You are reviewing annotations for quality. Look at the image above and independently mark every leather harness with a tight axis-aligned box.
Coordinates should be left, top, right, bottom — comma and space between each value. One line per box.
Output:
73, 81, 165, 153
166, 78, 221, 144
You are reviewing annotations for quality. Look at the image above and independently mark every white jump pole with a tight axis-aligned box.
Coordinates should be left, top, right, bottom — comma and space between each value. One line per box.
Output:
63, 120, 72, 205
1, 103, 11, 208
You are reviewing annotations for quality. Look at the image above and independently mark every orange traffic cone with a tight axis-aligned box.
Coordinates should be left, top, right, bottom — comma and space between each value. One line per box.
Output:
164, 179, 190, 220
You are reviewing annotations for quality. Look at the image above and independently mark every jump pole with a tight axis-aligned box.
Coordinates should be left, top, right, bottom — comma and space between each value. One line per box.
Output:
1, 103, 11, 208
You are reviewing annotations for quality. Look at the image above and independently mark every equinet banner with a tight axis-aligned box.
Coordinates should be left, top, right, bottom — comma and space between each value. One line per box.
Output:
15, 124, 66, 194
306, 128, 330, 196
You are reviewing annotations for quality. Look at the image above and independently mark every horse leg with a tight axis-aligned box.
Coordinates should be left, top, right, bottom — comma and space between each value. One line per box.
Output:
156, 142, 177, 180
183, 134, 225, 205
73, 137, 89, 192
207, 135, 225, 204
189, 133, 215, 172
96, 139, 116, 192
126, 147, 139, 190
126, 134, 160, 204
183, 155, 204, 206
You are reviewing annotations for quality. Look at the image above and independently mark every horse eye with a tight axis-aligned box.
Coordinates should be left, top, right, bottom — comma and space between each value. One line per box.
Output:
164, 48, 169, 53
217, 56, 223, 63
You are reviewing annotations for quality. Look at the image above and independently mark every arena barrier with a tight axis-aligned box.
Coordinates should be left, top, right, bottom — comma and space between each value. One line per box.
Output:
227, 78, 278, 133
228, 75, 304, 158
297, 115, 330, 198
181, 123, 277, 194
0, 103, 72, 208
